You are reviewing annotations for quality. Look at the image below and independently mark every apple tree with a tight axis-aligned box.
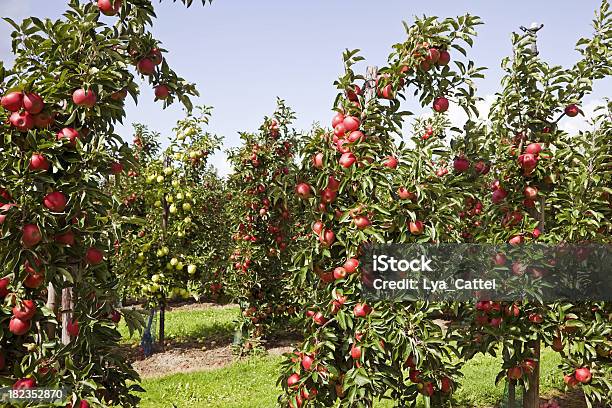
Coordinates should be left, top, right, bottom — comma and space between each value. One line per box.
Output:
226, 99, 303, 353
0, 0, 199, 405
278, 15, 486, 408
111, 107, 228, 314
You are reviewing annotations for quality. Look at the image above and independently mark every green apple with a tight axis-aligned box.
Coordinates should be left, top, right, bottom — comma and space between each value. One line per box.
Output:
176, 192, 184, 201
154, 200, 162, 208
172, 180, 180, 188
162, 246, 169, 255
177, 231, 185, 238
170, 258, 179, 266
146, 175, 155, 184
175, 262, 184, 271
163, 167, 174, 176
150, 283, 160, 292
187, 264, 197, 274
184, 217, 192, 224
156, 249, 164, 258
185, 191, 192, 199
156, 175, 165, 183
189, 151, 198, 159
173, 152, 182, 160
166, 262, 173, 270
152, 274, 161, 283
167, 195, 174, 203
182, 202, 192, 211
169, 204, 177, 214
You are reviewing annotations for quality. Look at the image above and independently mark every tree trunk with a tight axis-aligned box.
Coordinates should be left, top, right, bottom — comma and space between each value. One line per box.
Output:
61, 286, 73, 345
523, 341, 541, 408
159, 303, 166, 351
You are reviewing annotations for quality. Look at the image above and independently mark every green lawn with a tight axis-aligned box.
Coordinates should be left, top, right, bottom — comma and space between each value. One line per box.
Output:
119, 305, 240, 345
123, 305, 566, 407
139, 350, 564, 408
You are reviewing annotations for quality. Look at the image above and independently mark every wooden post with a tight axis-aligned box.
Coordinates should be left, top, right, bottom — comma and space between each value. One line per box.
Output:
159, 303, 165, 351
46, 282, 57, 338
364, 66, 378, 106
523, 341, 541, 408
61, 286, 73, 345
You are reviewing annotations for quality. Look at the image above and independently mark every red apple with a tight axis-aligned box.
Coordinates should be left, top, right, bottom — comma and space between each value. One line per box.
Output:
13, 377, 36, 390
564, 104, 579, 117
33, 111, 54, 128
319, 229, 335, 247
13, 300, 36, 320
343, 116, 360, 132
55, 230, 75, 246
313, 312, 327, 325
438, 50, 451, 66
574, 367, 591, 384
67, 319, 79, 337
419, 382, 435, 397
521, 359, 537, 374
137, 58, 156, 75
320, 188, 337, 204
492, 188, 508, 204
72, 88, 96, 108
353, 303, 371, 318
332, 112, 345, 128
9, 317, 31, 336
110, 310, 122, 323
474, 161, 490, 175
149, 48, 163, 65
10, 111, 34, 132
339, 152, 356, 168
85, 247, 104, 265
440, 377, 452, 393
0, 277, 10, 297
409, 369, 422, 383
29, 154, 50, 171
353, 215, 371, 230
524, 186, 538, 200
295, 183, 312, 199
287, 373, 300, 390
301, 354, 314, 371
43, 191, 68, 213
528, 313, 543, 324
508, 235, 524, 246
98, 0, 122, 16
24, 273, 44, 289
333, 267, 347, 280
1, 91, 23, 111
22, 93, 44, 114
409, 220, 424, 235
383, 156, 398, 169
397, 187, 416, 201
57, 128, 80, 146
433, 97, 449, 113
427, 48, 440, 64
453, 156, 470, 173
507, 366, 523, 380
327, 175, 341, 191
110, 162, 124, 175
347, 130, 364, 143
564, 374, 578, 388
552, 337, 563, 352
524, 143, 542, 155
312, 153, 324, 169
154, 84, 171, 100
312, 221, 324, 235
343, 258, 359, 273
350, 344, 362, 359
22, 224, 42, 248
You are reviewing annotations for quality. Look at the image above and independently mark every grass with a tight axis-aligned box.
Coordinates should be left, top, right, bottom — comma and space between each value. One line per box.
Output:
119, 305, 240, 345
139, 356, 284, 408
138, 348, 565, 408
125, 305, 567, 407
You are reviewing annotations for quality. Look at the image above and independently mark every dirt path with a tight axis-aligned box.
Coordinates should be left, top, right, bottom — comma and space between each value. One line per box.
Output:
133, 338, 295, 379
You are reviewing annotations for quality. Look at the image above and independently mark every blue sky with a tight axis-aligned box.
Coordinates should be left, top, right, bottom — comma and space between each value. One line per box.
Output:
1, 1, 610, 175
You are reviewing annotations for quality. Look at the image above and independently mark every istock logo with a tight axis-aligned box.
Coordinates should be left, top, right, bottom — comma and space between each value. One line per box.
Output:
373, 254, 433, 272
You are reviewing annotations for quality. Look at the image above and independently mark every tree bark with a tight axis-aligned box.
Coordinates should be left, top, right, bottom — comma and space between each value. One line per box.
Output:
46, 282, 57, 338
